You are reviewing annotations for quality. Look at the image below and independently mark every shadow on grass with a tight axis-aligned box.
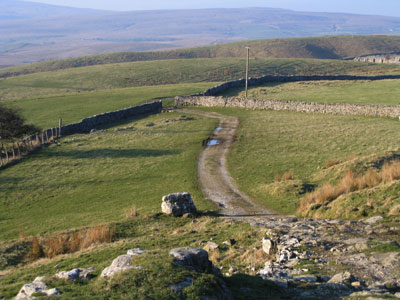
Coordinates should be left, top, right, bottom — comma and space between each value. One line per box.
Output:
42, 148, 180, 159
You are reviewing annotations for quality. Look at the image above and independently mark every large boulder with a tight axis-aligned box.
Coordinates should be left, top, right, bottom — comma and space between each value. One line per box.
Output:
161, 193, 197, 217
169, 247, 213, 272
14, 277, 61, 300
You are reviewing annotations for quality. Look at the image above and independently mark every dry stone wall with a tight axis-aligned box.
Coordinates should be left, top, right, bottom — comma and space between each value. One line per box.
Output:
176, 96, 400, 118
60, 101, 162, 136
353, 53, 400, 64
199, 75, 400, 97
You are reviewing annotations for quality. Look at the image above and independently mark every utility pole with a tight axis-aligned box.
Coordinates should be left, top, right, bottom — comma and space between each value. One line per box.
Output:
245, 46, 250, 98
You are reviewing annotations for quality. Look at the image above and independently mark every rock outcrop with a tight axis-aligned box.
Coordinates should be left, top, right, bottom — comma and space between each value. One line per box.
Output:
14, 277, 61, 300
100, 249, 146, 278
55, 268, 95, 280
169, 247, 213, 272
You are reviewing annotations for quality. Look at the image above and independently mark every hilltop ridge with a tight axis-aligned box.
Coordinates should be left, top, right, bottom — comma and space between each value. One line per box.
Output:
2, 35, 400, 78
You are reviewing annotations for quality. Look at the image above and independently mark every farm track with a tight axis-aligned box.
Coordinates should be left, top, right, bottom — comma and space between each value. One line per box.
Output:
179, 109, 274, 217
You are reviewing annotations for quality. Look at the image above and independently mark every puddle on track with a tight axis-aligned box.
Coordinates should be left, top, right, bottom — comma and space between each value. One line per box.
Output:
216, 127, 223, 131
207, 139, 221, 146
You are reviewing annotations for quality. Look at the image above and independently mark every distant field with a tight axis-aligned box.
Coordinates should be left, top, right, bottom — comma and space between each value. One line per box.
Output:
1, 57, 400, 103
0, 111, 218, 240
1, 83, 216, 129
224, 79, 400, 106
197, 108, 400, 214
2, 35, 400, 77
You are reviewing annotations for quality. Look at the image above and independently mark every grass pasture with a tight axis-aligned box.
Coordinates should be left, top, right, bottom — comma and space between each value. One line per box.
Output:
224, 79, 400, 106
1, 83, 216, 129
196, 108, 400, 215
2, 58, 400, 102
0, 111, 218, 240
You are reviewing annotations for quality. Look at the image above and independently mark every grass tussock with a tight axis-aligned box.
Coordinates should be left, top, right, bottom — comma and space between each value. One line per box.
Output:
26, 225, 115, 260
124, 206, 138, 219
274, 171, 294, 182
325, 159, 341, 168
299, 160, 400, 215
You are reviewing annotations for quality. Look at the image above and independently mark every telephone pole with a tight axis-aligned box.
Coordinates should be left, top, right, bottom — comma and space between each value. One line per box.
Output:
245, 46, 250, 98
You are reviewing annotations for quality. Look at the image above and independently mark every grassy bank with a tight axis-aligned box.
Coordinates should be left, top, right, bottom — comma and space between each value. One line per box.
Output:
224, 79, 400, 106
0, 111, 218, 240
0, 214, 279, 299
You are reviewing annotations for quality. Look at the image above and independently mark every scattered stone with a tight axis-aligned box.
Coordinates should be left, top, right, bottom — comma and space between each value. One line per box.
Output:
262, 237, 277, 256
169, 247, 213, 272
320, 275, 331, 282
54, 268, 95, 280
169, 277, 193, 294
294, 275, 318, 282
222, 239, 236, 246
127, 249, 147, 256
328, 272, 356, 285
55, 268, 80, 280
146, 122, 155, 127
228, 266, 237, 276
161, 193, 197, 217
90, 129, 97, 134
204, 241, 219, 252
14, 277, 61, 300
351, 281, 362, 288
258, 263, 292, 289
101, 255, 143, 278
364, 216, 384, 224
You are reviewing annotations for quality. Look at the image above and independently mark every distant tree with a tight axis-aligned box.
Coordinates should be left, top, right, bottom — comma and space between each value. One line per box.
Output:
0, 104, 39, 140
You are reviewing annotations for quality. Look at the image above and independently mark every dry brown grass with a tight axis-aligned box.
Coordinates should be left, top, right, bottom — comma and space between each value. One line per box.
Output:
26, 225, 115, 260
274, 171, 294, 182
299, 160, 400, 215
27, 236, 45, 260
325, 159, 341, 168
381, 160, 400, 183
124, 206, 138, 219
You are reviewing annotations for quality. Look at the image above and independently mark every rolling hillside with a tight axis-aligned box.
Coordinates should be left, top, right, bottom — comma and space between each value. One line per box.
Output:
2, 2, 400, 66
2, 35, 400, 78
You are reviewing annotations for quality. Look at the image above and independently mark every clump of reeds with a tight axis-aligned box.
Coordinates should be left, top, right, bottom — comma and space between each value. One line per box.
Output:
26, 225, 115, 260
299, 160, 400, 215
274, 171, 294, 182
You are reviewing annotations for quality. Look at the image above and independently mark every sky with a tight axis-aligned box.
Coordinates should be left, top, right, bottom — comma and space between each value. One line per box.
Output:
25, 0, 400, 17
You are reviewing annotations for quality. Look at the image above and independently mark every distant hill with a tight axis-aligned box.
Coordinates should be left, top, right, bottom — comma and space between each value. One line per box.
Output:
0, 0, 106, 20
2, 35, 400, 78
1, 2, 400, 66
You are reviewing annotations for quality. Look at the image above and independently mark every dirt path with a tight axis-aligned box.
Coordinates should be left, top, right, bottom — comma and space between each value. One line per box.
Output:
179, 109, 274, 216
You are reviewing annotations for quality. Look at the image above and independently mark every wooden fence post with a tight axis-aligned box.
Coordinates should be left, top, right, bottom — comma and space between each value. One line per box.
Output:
59, 119, 62, 137
5, 146, 9, 163
45, 131, 49, 143
16, 142, 21, 157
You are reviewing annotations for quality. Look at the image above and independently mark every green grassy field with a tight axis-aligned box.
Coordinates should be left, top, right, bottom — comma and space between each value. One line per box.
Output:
0, 111, 218, 240
2, 58, 400, 103
2, 35, 400, 78
195, 108, 400, 215
224, 79, 400, 106
2, 83, 215, 129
